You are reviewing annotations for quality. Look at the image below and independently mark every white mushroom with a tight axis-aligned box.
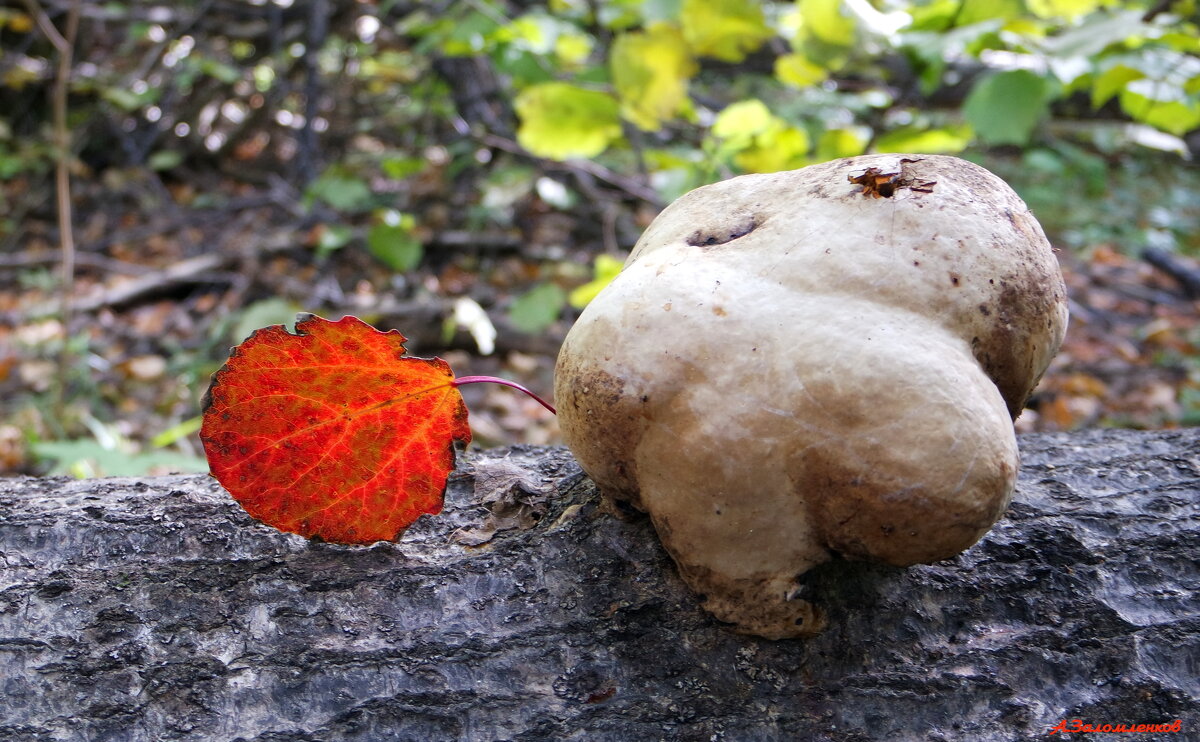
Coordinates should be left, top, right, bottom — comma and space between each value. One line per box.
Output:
555, 154, 1068, 639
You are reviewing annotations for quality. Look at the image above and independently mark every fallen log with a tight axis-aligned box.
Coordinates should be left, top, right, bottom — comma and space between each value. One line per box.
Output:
0, 428, 1197, 741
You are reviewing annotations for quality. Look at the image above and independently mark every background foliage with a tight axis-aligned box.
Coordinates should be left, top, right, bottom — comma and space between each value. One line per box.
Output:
2, 0, 1200, 476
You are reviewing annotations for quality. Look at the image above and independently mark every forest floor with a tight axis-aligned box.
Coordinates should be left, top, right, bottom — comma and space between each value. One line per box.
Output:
3, 155, 1200, 477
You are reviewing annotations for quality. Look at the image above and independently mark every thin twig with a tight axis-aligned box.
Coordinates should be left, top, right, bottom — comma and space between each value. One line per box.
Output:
21, 0, 69, 52
479, 133, 665, 208
0, 250, 158, 275
23, 0, 80, 417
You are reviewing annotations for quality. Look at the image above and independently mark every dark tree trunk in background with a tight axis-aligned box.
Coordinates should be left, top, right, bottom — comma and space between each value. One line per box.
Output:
1, 428, 1197, 741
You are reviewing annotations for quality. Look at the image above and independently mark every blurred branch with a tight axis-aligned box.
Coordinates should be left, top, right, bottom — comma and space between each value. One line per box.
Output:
1140, 0, 1175, 21
21, 0, 71, 53
1143, 247, 1200, 300
297, 0, 329, 186
22, 0, 80, 417
480, 133, 665, 208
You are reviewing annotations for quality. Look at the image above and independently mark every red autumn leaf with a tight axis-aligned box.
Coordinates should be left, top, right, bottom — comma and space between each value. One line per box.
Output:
200, 314, 471, 544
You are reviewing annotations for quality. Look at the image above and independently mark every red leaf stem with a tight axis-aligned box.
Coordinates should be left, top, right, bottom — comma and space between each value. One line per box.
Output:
453, 375, 557, 415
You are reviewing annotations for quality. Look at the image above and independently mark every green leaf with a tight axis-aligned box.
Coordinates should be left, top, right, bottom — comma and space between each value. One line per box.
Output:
1105, 48, 1200, 135
367, 211, 423, 272
680, 0, 773, 62
598, 0, 648, 29
569, 254, 625, 308
307, 168, 374, 212
438, 9, 503, 56
147, 150, 183, 171
1038, 10, 1147, 58
639, 0, 683, 24
964, 69, 1053, 146
645, 147, 707, 202
233, 298, 302, 343
151, 416, 203, 448
101, 86, 149, 112
198, 57, 242, 84
1161, 32, 1200, 56
360, 51, 421, 85
908, 0, 964, 31
1119, 85, 1200, 136
501, 14, 556, 54
515, 82, 622, 160
874, 124, 972, 154
612, 23, 697, 131
509, 283, 567, 333
381, 155, 426, 180
316, 224, 354, 257
494, 49, 559, 87
32, 440, 207, 477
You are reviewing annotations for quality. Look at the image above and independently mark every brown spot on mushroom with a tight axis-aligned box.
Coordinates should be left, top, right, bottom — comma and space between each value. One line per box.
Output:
972, 273, 1066, 418
712, 306, 727, 316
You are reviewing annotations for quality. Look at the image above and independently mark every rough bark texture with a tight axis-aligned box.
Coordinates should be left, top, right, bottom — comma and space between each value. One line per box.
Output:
1, 428, 1197, 742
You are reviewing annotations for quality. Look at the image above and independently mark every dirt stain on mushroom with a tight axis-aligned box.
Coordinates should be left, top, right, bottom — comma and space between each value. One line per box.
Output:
687, 213, 761, 247
554, 350, 648, 506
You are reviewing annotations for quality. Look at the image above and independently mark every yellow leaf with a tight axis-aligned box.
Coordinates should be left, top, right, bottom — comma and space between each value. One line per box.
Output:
507, 16, 549, 51
712, 99, 775, 144
735, 126, 811, 173
1092, 65, 1144, 107
1026, 0, 1104, 20
1, 10, 33, 33
799, 0, 855, 46
569, 254, 626, 308
2, 63, 39, 91
874, 125, 973, 154
515, 83, 622, 160
612, 23, 698, 131
711, 99, 812, 173
681, 0, 774, 62
775, 53, 827, 88
555, 33, 593, 66
1001, 18, 1047, 37
815, 127, 868, 160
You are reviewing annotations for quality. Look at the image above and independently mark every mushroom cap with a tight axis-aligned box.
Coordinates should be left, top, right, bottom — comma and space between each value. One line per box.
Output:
555, 154, 1068, 638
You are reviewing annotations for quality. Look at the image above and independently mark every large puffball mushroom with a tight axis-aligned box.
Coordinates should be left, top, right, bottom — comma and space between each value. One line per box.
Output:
554, 154, 1068, 639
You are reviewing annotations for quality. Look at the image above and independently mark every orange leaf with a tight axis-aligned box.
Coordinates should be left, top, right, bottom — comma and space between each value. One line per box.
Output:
200, 314, 471, 544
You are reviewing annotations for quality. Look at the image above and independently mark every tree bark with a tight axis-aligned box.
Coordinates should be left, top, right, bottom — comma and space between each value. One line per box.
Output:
1, 428, 1197, 741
